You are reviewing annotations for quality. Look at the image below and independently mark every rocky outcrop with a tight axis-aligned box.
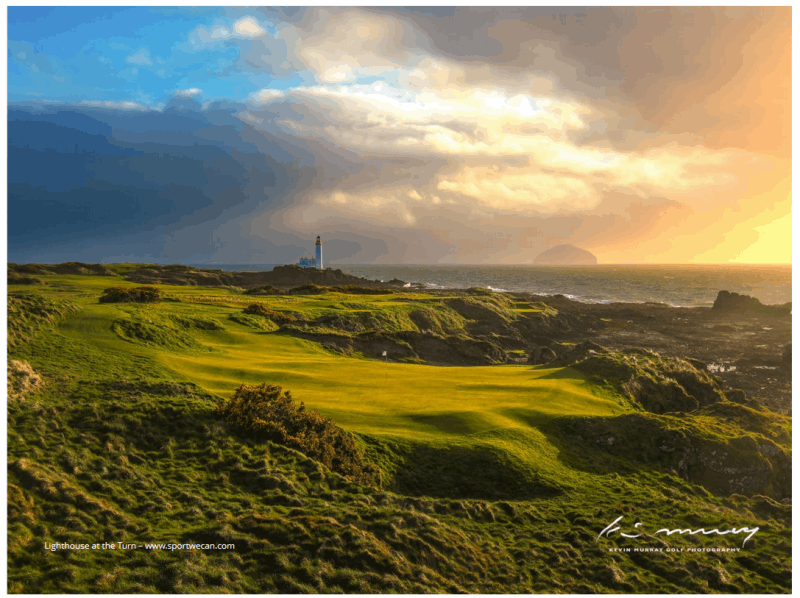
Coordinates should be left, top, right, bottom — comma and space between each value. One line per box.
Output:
528, 346, 557, 365
712, 290, 791, 315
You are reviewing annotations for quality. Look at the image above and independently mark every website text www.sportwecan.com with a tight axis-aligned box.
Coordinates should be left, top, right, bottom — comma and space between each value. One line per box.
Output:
44, 542, 234, 552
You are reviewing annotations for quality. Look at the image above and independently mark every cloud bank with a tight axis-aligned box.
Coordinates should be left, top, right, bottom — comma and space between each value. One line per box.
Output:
7, 7, 791, 264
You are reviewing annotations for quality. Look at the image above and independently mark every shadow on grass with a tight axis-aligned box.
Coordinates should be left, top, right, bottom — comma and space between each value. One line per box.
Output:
405, 412, 485, 435
362, 435, 562, 500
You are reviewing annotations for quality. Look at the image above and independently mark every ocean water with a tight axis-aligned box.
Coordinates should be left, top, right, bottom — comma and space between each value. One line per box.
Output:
205, 264, 791, 308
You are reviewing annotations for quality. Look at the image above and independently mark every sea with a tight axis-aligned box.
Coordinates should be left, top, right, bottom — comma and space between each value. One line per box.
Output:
198, 264, 791, 308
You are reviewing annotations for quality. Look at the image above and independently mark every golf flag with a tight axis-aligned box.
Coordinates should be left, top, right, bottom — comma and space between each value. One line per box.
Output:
382, 351, 387, 356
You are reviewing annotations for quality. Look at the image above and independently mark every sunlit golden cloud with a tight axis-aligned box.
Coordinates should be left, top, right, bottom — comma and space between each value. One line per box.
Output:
254, 7, 790, 264
47, 6, 791, 265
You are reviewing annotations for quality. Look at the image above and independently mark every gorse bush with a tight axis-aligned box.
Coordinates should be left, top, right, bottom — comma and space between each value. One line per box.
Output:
99, 286, 162, 304
217, 383, 381, 486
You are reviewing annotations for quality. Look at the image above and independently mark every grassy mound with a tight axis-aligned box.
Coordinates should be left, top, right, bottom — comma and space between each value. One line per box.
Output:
170, 315, 225, 331
363, 435, 562, 500
557, 342, 725, 413
111, 312, 209, 351
8, 291, 80, 348
544, 404, 791, 500
217, 383, 381, 486
228, 313, 280, 331
445, 294, 518, 326
99, 286, 162, 304
243, 303, 300, 324
9, 261, 117, 276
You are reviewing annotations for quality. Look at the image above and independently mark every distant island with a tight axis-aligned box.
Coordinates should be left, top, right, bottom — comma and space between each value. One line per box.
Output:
533, 244, 598, 265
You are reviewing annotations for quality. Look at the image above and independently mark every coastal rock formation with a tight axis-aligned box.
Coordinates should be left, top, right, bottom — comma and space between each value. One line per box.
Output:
533, 244, 597, 265
713, 290, 763, 312
712, 290, 791, 315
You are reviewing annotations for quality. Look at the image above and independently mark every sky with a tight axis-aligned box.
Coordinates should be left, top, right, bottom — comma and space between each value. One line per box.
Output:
7, 6, 792, 265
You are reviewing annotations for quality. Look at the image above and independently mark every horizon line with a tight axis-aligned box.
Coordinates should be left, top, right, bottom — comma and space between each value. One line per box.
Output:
8, 260, 792, 267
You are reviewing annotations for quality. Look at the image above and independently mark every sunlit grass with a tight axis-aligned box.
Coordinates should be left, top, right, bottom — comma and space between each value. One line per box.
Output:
7, 274, 792, 593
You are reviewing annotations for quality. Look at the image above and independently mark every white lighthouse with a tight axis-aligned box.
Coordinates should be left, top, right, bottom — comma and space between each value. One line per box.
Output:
315, 235, 323, 270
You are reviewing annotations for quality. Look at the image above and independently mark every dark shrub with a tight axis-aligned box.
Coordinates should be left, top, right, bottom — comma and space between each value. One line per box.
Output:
287, 284, 329, 295
244, 285, 282, 296
334, 285, 393, 295
8, 274, 43, 285
99, 286, 162, 304
217, 383, 381, 486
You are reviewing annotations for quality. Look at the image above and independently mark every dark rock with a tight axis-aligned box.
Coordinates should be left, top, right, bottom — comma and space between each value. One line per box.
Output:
553, 340, 607, 364
712, 290, 790, 315
726, 389, 749, 405
667, 369, 724, 407
712, 290, 763, 312
624, 375, 699, 414
686, 357, 707, 371
528, 346, 557, 365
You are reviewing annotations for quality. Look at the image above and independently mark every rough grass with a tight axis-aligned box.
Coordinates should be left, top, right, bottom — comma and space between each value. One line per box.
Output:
8, 291, 80, 348
6, 278, 793, 593
7, 360, 44, 401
